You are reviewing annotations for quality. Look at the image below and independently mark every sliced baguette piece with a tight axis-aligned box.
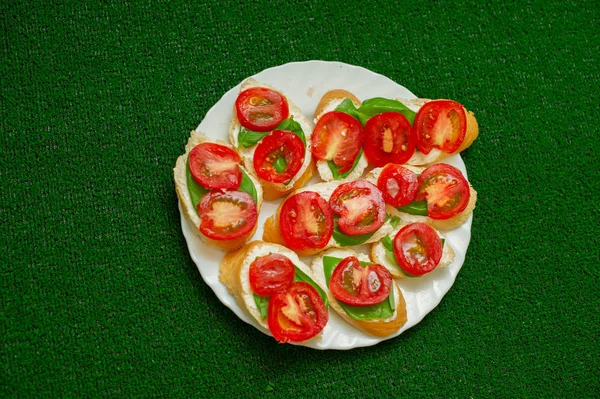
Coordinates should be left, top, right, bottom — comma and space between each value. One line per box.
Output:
219, 240, 327, 343
228, 78, 315, 200
173, 130, 263, 252
397, 98, 479, 166
365, 165, 477, 231
311, 248, 407, 337
313, 90, 369, 182
262, 180, 395, 257
370, 222, 455, 279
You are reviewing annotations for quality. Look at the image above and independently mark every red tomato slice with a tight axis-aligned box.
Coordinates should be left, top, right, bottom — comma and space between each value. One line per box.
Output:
189, 143, 242, 190
415, 163, 470, 220
414, 100, 467, 155
235, 87, 289, 132
376, 164, 419, 207
267, 281, 328, 343
253, 130, 305, 183
329, 256, 392, 306
329, 180, 386, 236
279, 191, 334, 251
393, 222, 442, 276
363, 112, 415, 167
249, 254, 295, 297
197, 190, 257, 241
311, 111, 363, 168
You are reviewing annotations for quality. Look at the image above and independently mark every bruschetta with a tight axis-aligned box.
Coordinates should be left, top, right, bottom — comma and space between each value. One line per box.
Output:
229, 79, 315, 200
311, 248, 407, 337
262, 180, 395, 257
220, 241, 329, 344
173, 131, 263, 251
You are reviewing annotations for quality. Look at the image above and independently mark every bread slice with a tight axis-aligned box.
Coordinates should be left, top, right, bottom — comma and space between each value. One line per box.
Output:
365, 165, 477, 231
173, 130, 263, 252
369, 222, 455, 279
262, 180, 395, 257
228, 78, 314, 200
219, 240, 327, 342
311, 248, 407, 337
313, 90, 369, 182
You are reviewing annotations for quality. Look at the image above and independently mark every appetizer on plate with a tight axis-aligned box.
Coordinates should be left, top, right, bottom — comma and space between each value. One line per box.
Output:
229, 79, 315, 200
220, 241, 329, 344
366, 163, 477, 230
174, 131, 263, 251
311, 248, 407, 337
263, 180, 394, 257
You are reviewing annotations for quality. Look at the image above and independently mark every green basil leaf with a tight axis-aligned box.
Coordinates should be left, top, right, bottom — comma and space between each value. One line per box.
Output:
381, 235, 418, 278
356, 97, 417, 125
186, 156, 209, 212
331, 214, 375, 247
294, 266, 329, 309
321, 256, 394, 320
239, 167, 258, 204
334, 98, 362, 120
327, 148, 363, 181
396, 200, 428, 216
238, 127, 268, 148
388, 214, 401, 229
273, 156, 287, 174
253, 293, 269, 320
276, 116, 306, 147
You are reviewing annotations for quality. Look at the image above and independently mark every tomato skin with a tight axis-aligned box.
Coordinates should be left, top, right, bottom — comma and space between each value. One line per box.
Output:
235, 87, 289, 132
253, 130, 305, 183
393, 222, 442, 276
414, 100, 467, 155
279, 191, 334, 251
249, 254, 295, 297
197, 190, 257, 241
267, 282, 328, 343
415, 163, 470, 220
329, 256, 392, 306
311, 111, 364, 168
189, 143, 242, 190
329, 180, 386, 235
363, 112, 415, 167
376, 164, 419, 207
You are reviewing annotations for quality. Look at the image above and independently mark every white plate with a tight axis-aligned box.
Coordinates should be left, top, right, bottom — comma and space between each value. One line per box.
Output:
180, 61, 472, 350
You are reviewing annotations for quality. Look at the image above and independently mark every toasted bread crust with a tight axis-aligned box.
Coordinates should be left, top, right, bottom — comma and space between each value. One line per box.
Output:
314, 89, 361, 118
219, 241, 264, 312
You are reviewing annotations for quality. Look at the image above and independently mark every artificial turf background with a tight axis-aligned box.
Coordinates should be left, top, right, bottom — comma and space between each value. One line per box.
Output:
2, 0, 599, 397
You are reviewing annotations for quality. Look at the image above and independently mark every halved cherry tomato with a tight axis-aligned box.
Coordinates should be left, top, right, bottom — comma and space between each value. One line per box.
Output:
363, 112, 415, 167
376, 164, 419, 207
235, 87, 289, 132
189, 143, 241, 190
311, 111, 363, 168
329, 180, 386, 236
279, 191, 333, 251
414, 100, 466, 155
249, 254, 295, 297
393, 222, 442, 276
253, 130, 305, 183
415, 163, 470, 220
267, 281, 328, 343
197, 190, 257, 241
329, 256, 392, 306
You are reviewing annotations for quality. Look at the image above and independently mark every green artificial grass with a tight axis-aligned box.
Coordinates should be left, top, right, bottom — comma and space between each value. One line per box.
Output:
1, 0, 598, 397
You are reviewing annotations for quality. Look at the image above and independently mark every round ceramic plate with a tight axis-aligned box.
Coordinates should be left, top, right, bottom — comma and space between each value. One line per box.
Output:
179, 61, 473, 350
